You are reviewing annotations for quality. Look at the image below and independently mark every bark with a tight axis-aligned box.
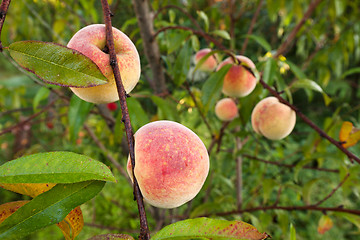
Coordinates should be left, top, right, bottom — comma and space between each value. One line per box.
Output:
131, 0, 167, 95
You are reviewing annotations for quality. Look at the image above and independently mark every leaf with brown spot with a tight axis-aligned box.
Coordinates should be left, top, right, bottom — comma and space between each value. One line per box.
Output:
57, 207, 83, 240
0, 183, 56, 198
152, 217, 270, 240
317, 215, 333, 234
0, 201, 30, 225
339, 121, 360, 148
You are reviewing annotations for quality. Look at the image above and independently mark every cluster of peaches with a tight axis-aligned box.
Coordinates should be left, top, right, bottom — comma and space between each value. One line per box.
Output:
195, 48, 296, 141
65, 24, 296, 209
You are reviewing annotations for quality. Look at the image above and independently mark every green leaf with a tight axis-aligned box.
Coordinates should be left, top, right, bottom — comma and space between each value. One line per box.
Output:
68, 94, 93, 143
201, 64, 232, 115
7, 41, 108, 87
191, 35, 200, 52
166, 31, 191, 54
243, 35, 272, 52
290, 223, 296, 240
127, 97, 149, 132
33, 87, 50, 112
290, 79, 332, 106
302, 178, 322, 205
152, 217, 270, 240
334, 212, 360, 230
211, 30, 231, 40
285, 60, 307, 80
88, 234, 135, 240
169, 9, 176, 23
172, 41, 192, 86
0, 180, 105, 240
0, 151, 116, 183
197, 11, 209, 32
262, 58, 276, 85
151, 96, 179, 121
340, 67, 360, 79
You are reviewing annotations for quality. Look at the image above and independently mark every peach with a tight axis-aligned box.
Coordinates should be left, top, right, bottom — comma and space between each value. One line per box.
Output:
216, 55, 257, 97
194, 48, 218, 72
127, 120, 209, 208
215, 98, 238, 121
67, 24, 140, 104
251, 97, 296, 140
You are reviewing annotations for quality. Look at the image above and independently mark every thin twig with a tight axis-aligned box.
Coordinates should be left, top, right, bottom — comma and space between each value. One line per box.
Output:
83, 124, 131, 185
274, 0, 323, 58
243, 154, 339, 173
240, 0, 263, 55
0, 98, 57, 136
100, 1, 150, 239
153, 5, 202, 31
153, 25, 227, 51
313, 173, 350, 207
0, 0, 12, 51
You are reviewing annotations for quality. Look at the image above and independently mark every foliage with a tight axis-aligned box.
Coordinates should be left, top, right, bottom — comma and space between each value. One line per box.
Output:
1, 0, 360, 239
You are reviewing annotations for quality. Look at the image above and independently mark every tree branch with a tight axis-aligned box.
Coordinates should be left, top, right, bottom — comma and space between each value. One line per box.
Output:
259, 78, 360, 164
312, 173, 350, 207
274, 0, 323, 58
100, 1, 150, 239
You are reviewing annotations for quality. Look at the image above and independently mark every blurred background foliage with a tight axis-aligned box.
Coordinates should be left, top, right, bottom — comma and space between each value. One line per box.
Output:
0, 0, 360, 239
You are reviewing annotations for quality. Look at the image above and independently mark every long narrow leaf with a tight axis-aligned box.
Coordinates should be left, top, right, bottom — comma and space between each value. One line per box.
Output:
8, 41, 108, 87
0, 151, 116, 184
0, 180, 105, 240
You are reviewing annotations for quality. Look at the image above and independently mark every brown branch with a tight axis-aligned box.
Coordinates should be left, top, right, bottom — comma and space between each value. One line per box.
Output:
153, 5, 202, 31
259, 78, 360, 164
153, 25, 227, 51
132, 0, 167, 95
207, 121, 230, 154
100, 1, 150, 239
207, 205, 360, 218
313, 173, 350, 207
0, 98, 57, 136
243, 154, 339, 173
0, 0, 11, 51
240, 0, 263, 55
274, 0, 323, 58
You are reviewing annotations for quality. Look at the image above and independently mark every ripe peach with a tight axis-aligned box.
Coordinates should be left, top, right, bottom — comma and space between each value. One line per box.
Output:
127, 120, 209, 208
215, 98, 238, 121
251, 97, 296, 140
194, 48, 218, 72
216, 55, 257, 97
67, 24, 140, 104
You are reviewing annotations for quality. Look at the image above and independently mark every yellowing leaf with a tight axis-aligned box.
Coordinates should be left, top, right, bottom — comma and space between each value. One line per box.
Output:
57, 207, 84, 240
339, 121, 360, 148
0, 183, 56, 198
0, 201, 30, 225
317, 215, 333, 234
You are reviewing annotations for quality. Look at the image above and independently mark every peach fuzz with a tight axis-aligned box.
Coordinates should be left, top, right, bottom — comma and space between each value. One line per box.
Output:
215, 98, 238, 121
127, 120, 209, 209
216, 55, 257, 98
194, 48, 218, 72
67, 24, 140, 104
251, 97, 296, 140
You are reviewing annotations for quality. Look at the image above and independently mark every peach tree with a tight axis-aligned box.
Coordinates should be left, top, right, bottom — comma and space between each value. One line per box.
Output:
1, 0, 360, 239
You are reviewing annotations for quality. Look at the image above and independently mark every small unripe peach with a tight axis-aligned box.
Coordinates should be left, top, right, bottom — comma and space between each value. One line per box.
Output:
67, 24, 140, 104
216, 55, 257, 97
127, 120, 209, 209
215, 98, 238, 121
194, 48, 218, 72
251, 97, 296, 140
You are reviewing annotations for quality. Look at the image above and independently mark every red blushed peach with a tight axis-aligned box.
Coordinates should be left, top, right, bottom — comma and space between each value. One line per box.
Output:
67, 24, 140, 104
194, 48, 218, 72
127, 120, 209, 209
215, 98, 238, 121
251, 97, 296, 140
216, 55, 257, 98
